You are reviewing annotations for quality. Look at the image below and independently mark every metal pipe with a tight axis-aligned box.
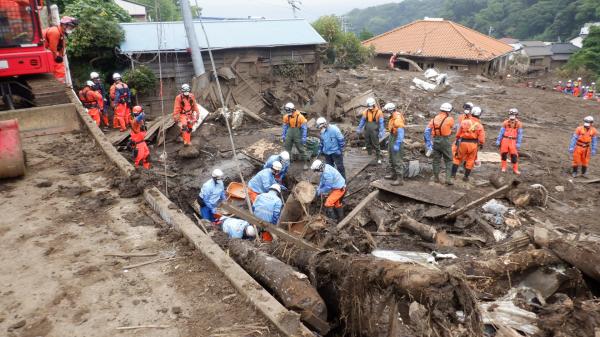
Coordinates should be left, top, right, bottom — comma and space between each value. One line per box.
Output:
180, 0, 205, 76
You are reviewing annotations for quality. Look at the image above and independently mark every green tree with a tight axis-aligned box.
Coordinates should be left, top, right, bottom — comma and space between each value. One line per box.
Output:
135, 0, 181, 21
358, 27, 374, 41
312, 15, 372, 68
123, 65, 157, 97
565, 26, 600, 78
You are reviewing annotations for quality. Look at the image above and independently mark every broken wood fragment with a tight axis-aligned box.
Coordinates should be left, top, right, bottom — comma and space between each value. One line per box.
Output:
448, 249, 560, 278
228, 240, 329, 334
445, 180, 520, 220
116, 325, 170, 330
336, 190, 379, 230
104, 252, 158, 258
547, 239, 600, 282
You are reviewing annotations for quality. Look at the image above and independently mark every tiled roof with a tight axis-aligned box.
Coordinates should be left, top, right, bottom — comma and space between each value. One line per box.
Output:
523, 45, 553, 57
550, 43, 579, 54
362, 19, 513, 62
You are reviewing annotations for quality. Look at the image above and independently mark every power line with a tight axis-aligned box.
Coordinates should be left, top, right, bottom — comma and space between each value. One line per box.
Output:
287, 0, 301, 18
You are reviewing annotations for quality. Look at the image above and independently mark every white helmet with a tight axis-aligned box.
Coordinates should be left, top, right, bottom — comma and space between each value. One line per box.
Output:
471, 106, 482, 117
279, 151, 290, 163
463, 102, 473, 112
316, 117, 327, 129
212, 168, 224, 179
112, 73, 121, 81
284, 102, 295, 113
584, 116, 594, 125
90, 71, 99, 79
440, 102, 453, 112
85, 80, 94, 87
383, 103, 396, 112
310, 159, 324, 172
271, 161, 283, 172
244, 225, 256, 238
578, 77, 582, 80
181, 83, 191, 92
509, 108, 519, 115
269, 184, 281, 193
366, 97, 376, 108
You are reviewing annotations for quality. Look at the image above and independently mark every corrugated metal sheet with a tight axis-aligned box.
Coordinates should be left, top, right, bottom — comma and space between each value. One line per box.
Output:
119, 19, 326, 54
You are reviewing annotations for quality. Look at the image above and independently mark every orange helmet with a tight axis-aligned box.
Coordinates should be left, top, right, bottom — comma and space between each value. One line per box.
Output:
132, 105, 143, 114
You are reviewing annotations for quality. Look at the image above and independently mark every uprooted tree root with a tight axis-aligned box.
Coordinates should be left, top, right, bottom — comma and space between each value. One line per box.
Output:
268, 243, 483, 337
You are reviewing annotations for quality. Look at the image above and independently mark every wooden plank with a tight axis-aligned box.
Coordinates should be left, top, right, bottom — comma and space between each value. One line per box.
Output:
236, 104, 268, 124
444, 181, 519, 220
220, 202, 321, 252
344, 148, 374, 183
342, 89, 373, 112
336, 190, 379, 230
371, 179, 465, 208
326, 87, 337, 121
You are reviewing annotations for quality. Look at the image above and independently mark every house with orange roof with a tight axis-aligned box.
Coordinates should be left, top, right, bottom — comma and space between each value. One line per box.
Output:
362, 18, 513, 75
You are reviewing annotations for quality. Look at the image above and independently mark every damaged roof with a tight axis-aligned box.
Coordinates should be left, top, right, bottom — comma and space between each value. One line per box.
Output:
362, 19, 513, 62
119, 19, 326, 54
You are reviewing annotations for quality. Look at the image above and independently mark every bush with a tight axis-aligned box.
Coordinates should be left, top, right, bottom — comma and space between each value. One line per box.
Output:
123, 66, 157, 97
564, 26, 600, 80
312, 15, 372, 68
273, 59, 305, 79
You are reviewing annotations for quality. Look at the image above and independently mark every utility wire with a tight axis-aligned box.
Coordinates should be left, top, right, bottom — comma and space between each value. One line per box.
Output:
155, 0, 169, 197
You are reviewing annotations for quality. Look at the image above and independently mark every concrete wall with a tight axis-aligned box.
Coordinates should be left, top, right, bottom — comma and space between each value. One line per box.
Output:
0, 103, 81, 137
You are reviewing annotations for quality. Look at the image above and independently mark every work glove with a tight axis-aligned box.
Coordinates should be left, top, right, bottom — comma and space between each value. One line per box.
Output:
378, 130, 385, 139
393, 143, 400, 153
516, 144, 520, 150
425, 146, 433, 157
336, 150, 342, 155
54, 56, 63, 63
356, 128, 362, 135
593, 150, 597, 156
568, 148, 574, 154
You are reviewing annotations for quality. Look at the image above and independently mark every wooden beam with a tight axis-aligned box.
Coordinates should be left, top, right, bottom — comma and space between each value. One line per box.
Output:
220, 202, 321, 252
336, 190, 379, 230
444, 180, 520, 220
326, 87, 337, 121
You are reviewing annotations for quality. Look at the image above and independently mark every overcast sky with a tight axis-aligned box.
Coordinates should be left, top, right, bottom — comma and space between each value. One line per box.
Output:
197, 0, 399, 21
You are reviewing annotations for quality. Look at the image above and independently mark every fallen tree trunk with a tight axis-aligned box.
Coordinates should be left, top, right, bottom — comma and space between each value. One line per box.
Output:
547, 239, 600, 282
445, 180, 520, 220
398, 214, 436, 241
268, 242, 483, 337
228, 240, 329, 334
448, 249, 560, 278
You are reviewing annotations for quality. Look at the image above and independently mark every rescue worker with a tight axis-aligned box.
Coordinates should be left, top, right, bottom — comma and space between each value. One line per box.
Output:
247, 162, 283, 203
591, 82, 596, 92
129, 126, 150, 169
573, 82, 581, 97
357, 97, 385, 164
577, 77, 583, 88
424, 103, 455, 185
569, 116, 598, 178
130, 105, 146, 133
495, 108, 523, 175
221, 216, 256, 239
316, 117, 346, 178
388, 53, 399, 69
554, 81, 563, 93
90, 71, 110, 128
173, 84, 199, 146
112, 73, 131, 132
78, 80, 103, 126
198, 169, 226, 223
43, 16, 78, 83
383, 103, 405, 186
253, 184, 283, 225
451, 106, 485, 181
585, 87, 595, 100
281, 102, 309, 169
311, 159, 346, 221
264, 151, 290, 184
564, 80, 573, 94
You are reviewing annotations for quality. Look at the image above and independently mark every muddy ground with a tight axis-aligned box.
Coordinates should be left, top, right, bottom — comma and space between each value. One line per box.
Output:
0, 132, 281, 337
119, 65, 600, 336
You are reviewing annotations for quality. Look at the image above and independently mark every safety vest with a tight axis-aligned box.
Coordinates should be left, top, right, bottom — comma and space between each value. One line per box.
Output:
43, 26, 65, 54
78, 87, 98, 108
575, 126, 598, 148
502, 119, 522, 139
430, 112, 453, 137
178, 94, 195, 114
458, 118, 481, 140
362, 108, 382, 123
388, 111, 405, 135
283, 111, 306, 128
115, 83, 129, 103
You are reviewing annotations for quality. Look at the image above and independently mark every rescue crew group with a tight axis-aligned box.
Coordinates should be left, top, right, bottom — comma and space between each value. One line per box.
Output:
197, 98, 598, 240
554, 78, 598, 100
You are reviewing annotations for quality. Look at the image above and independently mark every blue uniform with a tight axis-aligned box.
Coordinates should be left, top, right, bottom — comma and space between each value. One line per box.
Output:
263, 155, 289, 182
248, 168, 277, 194
253, 190, 283, 224
317, 164, 346, 196
222, 217, 250, 239
319, 124, 346, 178
198, 178, 226, 222
114, 83, 131, 106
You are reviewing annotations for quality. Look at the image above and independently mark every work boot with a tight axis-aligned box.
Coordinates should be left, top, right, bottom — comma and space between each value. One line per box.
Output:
501, 160, 507, 173
512, 163, 521, 175
433, 174, 441, 183
391, 177, 404, 186
462, 175, 469, 182
334, 208, 344, 221
384, 173, 396, 180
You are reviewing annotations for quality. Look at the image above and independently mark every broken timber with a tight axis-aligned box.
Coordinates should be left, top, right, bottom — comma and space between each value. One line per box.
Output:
547, 239, 600, 281
371, 179, 465, 208
228, 240, 330, 334
445, 180, 520, 220
336, 190, 379, 230
220, 202, 321, 252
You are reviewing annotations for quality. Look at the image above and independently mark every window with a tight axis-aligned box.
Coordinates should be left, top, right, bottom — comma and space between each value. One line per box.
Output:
449, 65, 459, 70
417, 62, 424, 69
426, 63, 434, 69
0, 0, 35, 47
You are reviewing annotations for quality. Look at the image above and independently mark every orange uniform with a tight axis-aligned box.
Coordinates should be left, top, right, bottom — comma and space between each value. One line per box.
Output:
496, 119, 523, 173
173, 93, 199, 145
112, 82, 130, 131
130, 131, 150, 169
570, 126, 598, 168
453, 117, 485, 170
78, 87, 104, 126
427, 112, 454, 137
42, 25, 66, 82
573, 86, 581, 97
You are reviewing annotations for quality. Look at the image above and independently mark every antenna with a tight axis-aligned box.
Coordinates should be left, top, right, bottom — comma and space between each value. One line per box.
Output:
287, 0, 301, 18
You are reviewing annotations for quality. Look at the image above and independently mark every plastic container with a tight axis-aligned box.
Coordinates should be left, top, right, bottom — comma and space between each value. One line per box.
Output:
0, 119, 25, 178
226, 182, 246, 199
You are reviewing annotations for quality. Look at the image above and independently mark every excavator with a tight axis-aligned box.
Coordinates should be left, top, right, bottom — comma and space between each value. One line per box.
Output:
0, 0, 73, 178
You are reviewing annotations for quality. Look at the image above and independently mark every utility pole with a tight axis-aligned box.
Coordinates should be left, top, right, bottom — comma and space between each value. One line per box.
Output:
287, 0, 301, 18
181, 0, 205, 76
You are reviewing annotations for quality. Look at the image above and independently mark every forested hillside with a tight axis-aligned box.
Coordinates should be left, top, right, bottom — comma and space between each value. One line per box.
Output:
346, 0, 600, 41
